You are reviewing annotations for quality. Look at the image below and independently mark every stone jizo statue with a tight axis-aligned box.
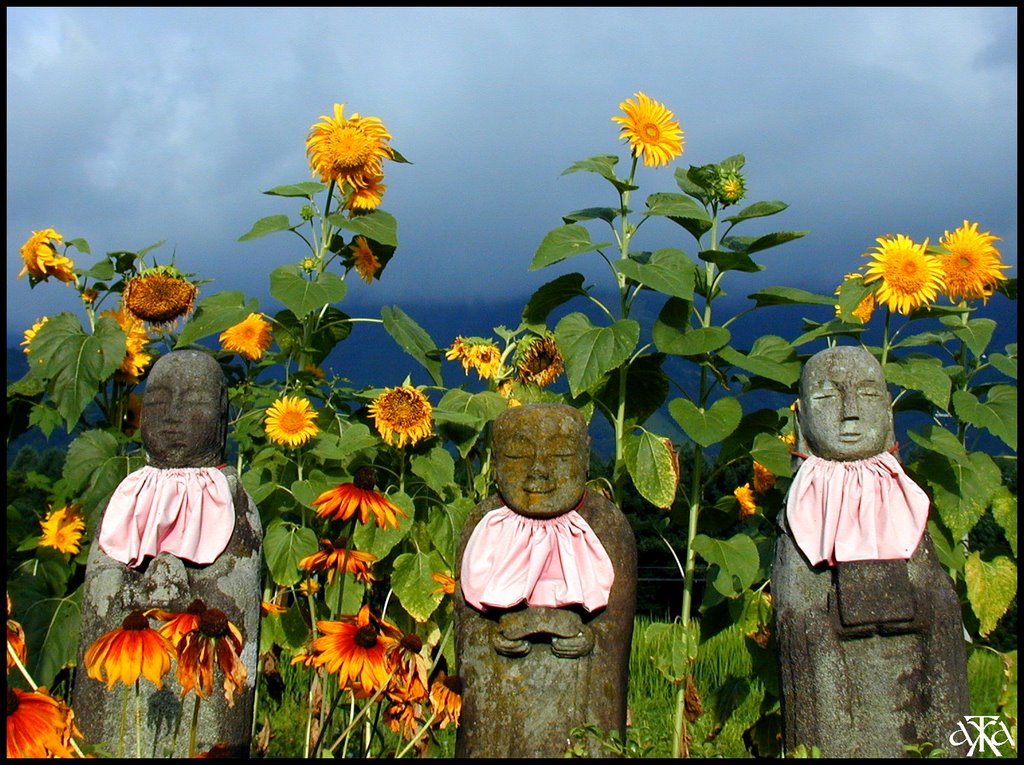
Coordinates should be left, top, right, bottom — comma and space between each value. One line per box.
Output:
772, 346, 970, 757
454, 403, 637, 758
74, 349, 262, 757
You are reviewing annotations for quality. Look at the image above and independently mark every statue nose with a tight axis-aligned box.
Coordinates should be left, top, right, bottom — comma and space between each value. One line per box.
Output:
841, 389, 859, 419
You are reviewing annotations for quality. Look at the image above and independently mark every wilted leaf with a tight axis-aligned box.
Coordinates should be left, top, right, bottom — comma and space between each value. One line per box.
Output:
623, 431, 678, 509
965, 552, 1017, 637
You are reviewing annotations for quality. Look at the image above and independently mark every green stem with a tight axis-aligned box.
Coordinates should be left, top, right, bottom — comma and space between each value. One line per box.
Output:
135, 680, 142, 759
188, 694, 201, 757
394, 709, 440, 758
118, 684, 129, 759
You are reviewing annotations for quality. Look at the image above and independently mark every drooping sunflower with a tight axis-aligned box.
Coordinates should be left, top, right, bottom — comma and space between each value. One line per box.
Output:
101, 305, 154, 384
175, 607, 248, 707
219, 312, 273, 361
146, 598, 207, 650
38, 504, 86, 555
862, 234, 944, 315
349, 236, 382, 284
7, 593, 27, 671
936, 220, 1010, 303
6, 686, 81, 758
384, 633, 431, 703
83, 610, 176, 690
265, 395, 320, 447
734, 483, 758, 520
611, 92, 684, 168
18, 228, 75, 284
428, 669, 463, 730
306, 103, 394, 189
123, 266, 198, 325
345, 174, 387, 211
311, 466, 407, 529
20, 317, 48, 355
367, 386, 433, 448
446, 336, 502, 380
752, 461, 775, 495
516, 334, 565, 388
311, 605, 400, 697
299, 540, 378, 585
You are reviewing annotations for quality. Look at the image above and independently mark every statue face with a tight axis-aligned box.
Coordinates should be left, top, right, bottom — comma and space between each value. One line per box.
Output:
493, 406, 588, 518
797, 347, 893, 461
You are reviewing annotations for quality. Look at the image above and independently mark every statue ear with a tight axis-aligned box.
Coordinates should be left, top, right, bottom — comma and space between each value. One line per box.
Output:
793, 399, 808, 457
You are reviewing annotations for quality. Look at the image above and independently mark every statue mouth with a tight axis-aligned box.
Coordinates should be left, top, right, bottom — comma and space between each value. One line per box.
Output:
838, 433, 862, 442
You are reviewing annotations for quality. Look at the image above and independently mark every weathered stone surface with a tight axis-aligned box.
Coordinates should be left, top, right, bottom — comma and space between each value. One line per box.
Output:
773, 346, 970, 757
454, 404, 637, 758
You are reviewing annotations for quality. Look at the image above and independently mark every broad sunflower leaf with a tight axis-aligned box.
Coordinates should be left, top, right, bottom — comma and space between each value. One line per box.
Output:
263, 520, 319, 587
615, 248, 696, 300
645, 192, 709, 220
561, 155, 637, 194
435, 389, 506, 458
263, 181, 328, 198
80, 259, 115, 281
699, 248, 762, 274
749, 432, 794, 479
176, 290, 261, 348
352, 491, 414, 559
273, 306, 352, 366
906, 424, 970, 467
327, 209, 398, 248
62, 430, 138, 527
913, 450, 1000, 541
717, 336, 801, 387
522, 272, 588, 325
427, 496, 474, 566
29, 313, 125, 430
669, 397, 742, 448
644, 620, 698, 683
692, 533, 759, 598
965, 552, 1018, 637
381, 305, 443, 386
530, 224, 612, 270
393, 549, 448, 623
562, 207, 618, 225
944, 317, 997, 358
723, 200, 789, 224
990, 487, 1017, 559
239, 214, 294, 241
554, 313, 639, 397
951, 386, 1017, 451
652, 297, 732, 357
595, 353, 670, 428
411, 446, 456, 494
748, 286, 836, 308
724, 230, 808, 255
270, 265, 347, 318
12, 582, 82, 689
623, 430, 678, 509
311, 423, 379, 461
884, 356, 952, 410
988, 348, 1017, 380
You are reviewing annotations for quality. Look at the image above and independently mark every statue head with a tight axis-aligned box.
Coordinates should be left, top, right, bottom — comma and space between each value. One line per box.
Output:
796, 346, 894, 462
491, 404, 590, 518
141, 350, 227, 468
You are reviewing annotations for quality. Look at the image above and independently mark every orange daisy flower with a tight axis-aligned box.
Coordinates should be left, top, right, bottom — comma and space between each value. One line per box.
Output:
311, 466, 407, 529
261, 600, 288, 617
429, 669, 463, 730
6, 686, 80, 758
752, 461, 775, 495
385, 633, 430, 703
431, 572, 456, 596
6, 593, 27, 671
83, 610, 175, 690
146, 598, 208, 650
384, 699, 425, 742
175, 607, 248, 707
298, 540, 378, 585
311, 605, 400, 698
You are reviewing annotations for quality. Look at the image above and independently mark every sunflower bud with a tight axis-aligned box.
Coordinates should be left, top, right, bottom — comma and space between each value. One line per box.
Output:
714, 168, 747, 207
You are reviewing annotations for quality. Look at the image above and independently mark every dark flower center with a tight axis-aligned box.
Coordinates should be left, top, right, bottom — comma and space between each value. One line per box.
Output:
443, 675, 464, 694
199, 609, 229, 637
400, 634, 422, 653
122, 610, 151, 631
355, 624, 379, 648
187, 598, 208, 615
353, 466, 377, 491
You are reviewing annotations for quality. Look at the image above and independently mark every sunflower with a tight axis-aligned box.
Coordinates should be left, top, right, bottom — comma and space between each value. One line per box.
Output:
38, 504, 86, 555
446, 336, 502, 380
431, 572, 456, 596
175, 607, 248, 707
384, 633, 430, 703
146, 598, 208, 650
18, 228, 75, 284
20, 317, 48, 355
6, 686, 81, 758
345, 174, 387, 211
752, 461, 775, 495
123, 266, 198, 325
611, 92, 684, 168
299, 540, 378, 585
715, 169, 747, 206
6, 593, 27, 671
428, 669, 463, 730
834, 273, 876, 325
297, 578, 320, 598
219, 313, 273, 361
83, 610, 176, 690
368, 386, 433, 448
516, 334, 565, 388
937, 220, 1010, 303
81, 287, 99, 304
862, 234, 944, 315
734, 483, 758, 520
306, 103, 393, 188
311, 466, 407, 529
311, 605, 400, 697
350, 236, 381, 284
102, 305, 154, 384
265, 395, 320, 447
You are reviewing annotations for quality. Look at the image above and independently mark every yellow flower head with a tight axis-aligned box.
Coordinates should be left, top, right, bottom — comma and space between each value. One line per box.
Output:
123, 266, 198, 325
431, 572, 456, 596
345, 174, 387, 211
265, 395, 320, 447
734, 483, 758, 519
516, 334, 565, 388
350, 236, 382, 284
101, 305, 153, 383
38, 504, 86, 555
937, 220, 1010, 303
834, 273, 876, 325
368, 386, 434, 448
21, 317, 49, 355
219, 312, 273, 361
446, 336, 502, 380
306, 103, 393, 189
752, 461, 775, 495
611, 92, 684, 168
18, 228, 75, 284
862, 234, 944, 315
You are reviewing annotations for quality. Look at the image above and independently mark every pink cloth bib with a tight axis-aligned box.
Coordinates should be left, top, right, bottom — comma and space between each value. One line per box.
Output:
785, 452, 929, 566
460, 505, 615, 612
98, 466, 235, 568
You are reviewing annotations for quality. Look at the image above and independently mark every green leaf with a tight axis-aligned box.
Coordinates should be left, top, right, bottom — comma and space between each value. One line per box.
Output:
20, 587, 82, 689
239, 214, 293, 241
645, 192, 710, 221
392, 549, 447, 623
717, 336, 801, 386
947, 317, 997, 358
988, 348, 1017, 380
951, 386, 1016, 451
914, 450, 1000, 541
263, 520, 319, 587
522, 272, 587, 325
965, 552, 1017, 637
748, 286, 836, 308
427, 496, 473, 565
594, 353, 669, 427
530, 224, 612, 271
272, 305, 352, 366
352, 491, 414, 559
623, 430, 678, 509
263, 181, 328, 197
644, 621, 698, 683
176, 290, 260, 348
699, 248, 762, 274
990, 487, 1017, 559
652, 297, 731, 357
561, 207, 618, 225
80, 259, 115, 281
380, 305, 443, 386
615, 248, 696, 300
669, 397, 742, 448
749, 432, 794, 478
723, 200, 788, 224
561, 155, 637, 193
906, 424, 970, 466
30, 313, 125, 430
411, 446, 456, 494
884, 356, 951, 410
311, 423, 379, 461
741, 230, 808, 255
554, 313, 639, 397
327, 209, 399, 248
269, 265, 347, 318
63, 430, 137, 526
692, 533, 760, 598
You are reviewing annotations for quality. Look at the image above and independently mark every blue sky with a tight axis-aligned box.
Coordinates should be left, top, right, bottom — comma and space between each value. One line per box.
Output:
6, 7, 1018, 344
